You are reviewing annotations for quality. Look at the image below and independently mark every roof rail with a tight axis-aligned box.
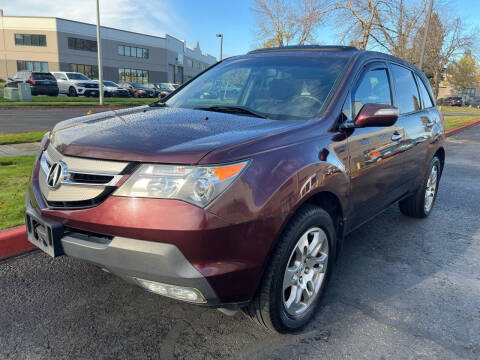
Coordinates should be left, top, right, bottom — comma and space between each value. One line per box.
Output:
248, 45, 358, 54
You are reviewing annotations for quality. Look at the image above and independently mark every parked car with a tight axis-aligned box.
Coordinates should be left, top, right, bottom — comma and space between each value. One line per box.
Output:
25, 45, 445, 333
467, 97, 480, 108
118, 82, 156, 98
52, 72, 99, 97
151, 82, 177, 98
442, 96, 463, 107
93, 80, 130, 97
6, 71, 58, 96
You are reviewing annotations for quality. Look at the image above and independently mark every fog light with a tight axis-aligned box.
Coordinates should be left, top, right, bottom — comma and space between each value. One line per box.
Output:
134, 278, 206, 304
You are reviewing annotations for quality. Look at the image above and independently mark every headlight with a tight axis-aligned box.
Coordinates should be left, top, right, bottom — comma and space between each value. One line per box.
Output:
113, 161, 249, 207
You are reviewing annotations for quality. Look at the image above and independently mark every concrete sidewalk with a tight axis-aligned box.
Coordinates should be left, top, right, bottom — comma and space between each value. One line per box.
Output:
0, 142, 40, 157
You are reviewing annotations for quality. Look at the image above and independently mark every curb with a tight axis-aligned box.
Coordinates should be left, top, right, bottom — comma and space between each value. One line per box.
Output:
1, 120, 479, 261
445, 119, 480, 137
0, 225, 35, 260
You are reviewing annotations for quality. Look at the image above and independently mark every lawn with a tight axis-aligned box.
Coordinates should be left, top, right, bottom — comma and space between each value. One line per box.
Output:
444, 115, 480, 131
0, 155, 35, 230
0, 131, 46, 145
440, 106, 480, 114
0, 94, 158, 107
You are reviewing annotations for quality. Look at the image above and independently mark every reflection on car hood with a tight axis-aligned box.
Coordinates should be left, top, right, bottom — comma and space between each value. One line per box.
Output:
50, 106, 299, 164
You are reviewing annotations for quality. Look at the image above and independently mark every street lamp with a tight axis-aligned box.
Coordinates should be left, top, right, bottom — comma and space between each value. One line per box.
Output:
96, 0, 104, 105
216, 33, 223, 61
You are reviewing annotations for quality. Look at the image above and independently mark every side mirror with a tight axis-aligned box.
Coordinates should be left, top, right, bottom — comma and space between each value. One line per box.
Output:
354, 103, 399, 128
8, 77, 13, 81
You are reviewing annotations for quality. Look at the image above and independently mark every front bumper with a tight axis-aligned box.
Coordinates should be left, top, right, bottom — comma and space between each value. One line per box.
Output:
77, 87, 99, 96
25, 194, 222, 305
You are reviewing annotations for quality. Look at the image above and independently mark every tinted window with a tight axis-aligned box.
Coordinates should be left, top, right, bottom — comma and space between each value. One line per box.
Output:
352, 68, 392, 118
32, 73, 56, 80
415, 75, 434, 108
66, 73, 90, 80
68, 37, 97, 52
391, 64, 421, 114
15, 34, 47, 46
166, 56, 348, 120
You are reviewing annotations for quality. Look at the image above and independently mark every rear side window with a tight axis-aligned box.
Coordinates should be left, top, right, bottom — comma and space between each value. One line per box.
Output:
391, 64, 421, 114
33, 73, 56, 80
352, 68, 392, 118
415, 75, 434, 108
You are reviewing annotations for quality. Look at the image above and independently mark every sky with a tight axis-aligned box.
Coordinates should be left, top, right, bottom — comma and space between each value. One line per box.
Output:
1, 0, 479, 60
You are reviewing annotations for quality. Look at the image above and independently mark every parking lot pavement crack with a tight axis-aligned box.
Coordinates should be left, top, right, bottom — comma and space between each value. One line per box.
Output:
337, 297, 474, 359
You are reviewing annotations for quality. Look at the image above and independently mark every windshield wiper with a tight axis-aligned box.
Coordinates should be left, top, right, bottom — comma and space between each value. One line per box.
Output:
193, 105, 269, 119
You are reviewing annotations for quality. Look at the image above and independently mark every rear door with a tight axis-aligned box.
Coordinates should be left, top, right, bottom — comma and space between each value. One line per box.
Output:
347, 61, 407, 227
389, 63, 436, 189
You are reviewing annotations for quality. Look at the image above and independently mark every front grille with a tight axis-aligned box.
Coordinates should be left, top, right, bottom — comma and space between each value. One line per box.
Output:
39, 144, 130, 209
85, 83, 98, 88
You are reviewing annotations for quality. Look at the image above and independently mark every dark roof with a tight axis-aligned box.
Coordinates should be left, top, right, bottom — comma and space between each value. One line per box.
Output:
248, 45, 358, 54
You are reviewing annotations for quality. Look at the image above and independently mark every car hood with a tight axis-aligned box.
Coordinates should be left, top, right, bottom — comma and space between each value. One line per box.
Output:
50, 106, 300, 164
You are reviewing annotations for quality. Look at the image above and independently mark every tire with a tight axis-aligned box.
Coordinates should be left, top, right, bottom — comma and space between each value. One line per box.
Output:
244, 204, 336, 333
399, 156, 441, 218
68, 87, 77, 97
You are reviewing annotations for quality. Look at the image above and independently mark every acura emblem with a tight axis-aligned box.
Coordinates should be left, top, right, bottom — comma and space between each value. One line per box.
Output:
46, 161, 67, 189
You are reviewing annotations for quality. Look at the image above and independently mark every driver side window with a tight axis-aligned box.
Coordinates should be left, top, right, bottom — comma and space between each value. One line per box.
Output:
353, 68, 392, 118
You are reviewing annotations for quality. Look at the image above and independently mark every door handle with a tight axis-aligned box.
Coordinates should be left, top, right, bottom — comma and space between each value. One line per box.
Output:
391, 132, 403, 141
426, 119, 435, 128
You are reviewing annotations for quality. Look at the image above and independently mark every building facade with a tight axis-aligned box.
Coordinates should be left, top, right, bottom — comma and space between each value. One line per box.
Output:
0, 11, 217, 84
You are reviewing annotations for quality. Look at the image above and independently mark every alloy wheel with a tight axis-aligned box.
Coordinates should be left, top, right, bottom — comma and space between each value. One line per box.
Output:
282, 227, 329, 317
424, 164, 438, 213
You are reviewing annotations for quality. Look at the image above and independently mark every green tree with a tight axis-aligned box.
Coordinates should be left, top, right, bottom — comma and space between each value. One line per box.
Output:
447, 51, 479, 90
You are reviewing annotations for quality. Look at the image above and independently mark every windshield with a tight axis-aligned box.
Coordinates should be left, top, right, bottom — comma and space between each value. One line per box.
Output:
67, 73, 90, 80
131, 82, 145, 88
103, 81, 117, 87
161, 83, 176, 91
166, 56, 348, 119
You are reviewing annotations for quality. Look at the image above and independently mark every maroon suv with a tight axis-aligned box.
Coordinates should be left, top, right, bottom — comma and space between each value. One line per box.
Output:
25, 45, 445, 333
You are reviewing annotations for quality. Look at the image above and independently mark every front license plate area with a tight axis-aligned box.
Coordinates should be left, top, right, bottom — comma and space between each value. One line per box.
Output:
25, 212, 64, 257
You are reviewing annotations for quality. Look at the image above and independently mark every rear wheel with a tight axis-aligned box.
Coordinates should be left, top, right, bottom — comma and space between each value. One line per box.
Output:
399, 156, 441, 218
244, 205, 335, 333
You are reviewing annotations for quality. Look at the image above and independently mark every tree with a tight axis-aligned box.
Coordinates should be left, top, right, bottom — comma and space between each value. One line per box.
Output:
252, 0, 331, 47
333, 0, 383, 50
447, 51, 479, 90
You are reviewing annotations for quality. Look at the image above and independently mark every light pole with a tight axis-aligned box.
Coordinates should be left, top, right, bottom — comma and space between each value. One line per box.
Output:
96, 0, 104, 105
216, 33, 223, 61
419, 0, 433, 70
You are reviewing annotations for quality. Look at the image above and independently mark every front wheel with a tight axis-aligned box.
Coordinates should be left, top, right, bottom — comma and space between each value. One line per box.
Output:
68, 87, 77, 97
244, 205, 335, 333
399, 156, 441, 218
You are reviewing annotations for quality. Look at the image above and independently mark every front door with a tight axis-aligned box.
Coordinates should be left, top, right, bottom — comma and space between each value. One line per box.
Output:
347, 62, 407, 228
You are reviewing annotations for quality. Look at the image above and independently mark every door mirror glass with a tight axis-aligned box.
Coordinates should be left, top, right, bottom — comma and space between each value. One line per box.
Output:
354, 103, 399, 127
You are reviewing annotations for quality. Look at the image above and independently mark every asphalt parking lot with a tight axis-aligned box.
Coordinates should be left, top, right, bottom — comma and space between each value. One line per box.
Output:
0, 109, 104, 133
1, 125, 479, 360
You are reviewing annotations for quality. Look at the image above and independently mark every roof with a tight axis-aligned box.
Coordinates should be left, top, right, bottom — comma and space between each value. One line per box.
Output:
248, 45, 358, 54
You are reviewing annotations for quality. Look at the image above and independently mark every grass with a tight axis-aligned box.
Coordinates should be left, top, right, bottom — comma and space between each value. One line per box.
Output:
0, 82, 5, 87
444, 115, 480, 131
440, 106, 480, 114
0, 94, 158, 107
0, 155, 35, 230
0, 131, 46, 145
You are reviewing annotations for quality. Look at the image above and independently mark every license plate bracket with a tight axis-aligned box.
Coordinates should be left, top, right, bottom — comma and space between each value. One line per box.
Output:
25, 211, 64, 257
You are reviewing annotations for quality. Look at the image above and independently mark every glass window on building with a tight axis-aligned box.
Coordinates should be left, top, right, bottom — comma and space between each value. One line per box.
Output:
14, 34, 47, 46
177, 53, 184, 65
68, 37, 97, 52
117, 45, 148, 59
17, 60, 49, 72
186, 58, 193, 68
69, 64, 98, 79
118, 68, 149, 84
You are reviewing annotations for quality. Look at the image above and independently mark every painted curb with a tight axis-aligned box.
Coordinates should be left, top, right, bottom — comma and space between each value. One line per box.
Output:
0, 105, 129, 111
0, 225, 35, 260
0, 120, 479, 260
445, 119, 480, 137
